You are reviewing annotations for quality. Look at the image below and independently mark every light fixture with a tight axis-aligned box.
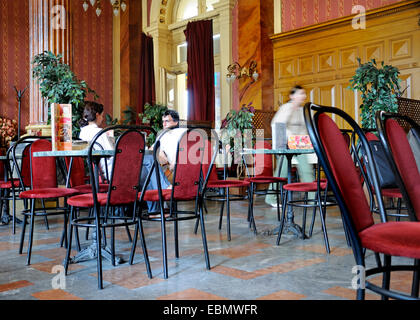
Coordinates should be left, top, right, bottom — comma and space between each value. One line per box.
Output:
83, 0, 127, 17
226, 60, 259, 85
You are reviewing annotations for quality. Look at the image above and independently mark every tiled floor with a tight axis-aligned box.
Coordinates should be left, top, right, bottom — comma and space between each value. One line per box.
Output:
0, 194, 415, 300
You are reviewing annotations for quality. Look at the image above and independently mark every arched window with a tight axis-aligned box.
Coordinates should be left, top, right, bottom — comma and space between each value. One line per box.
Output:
170, 0, 221, 122
176, 0, 220, 22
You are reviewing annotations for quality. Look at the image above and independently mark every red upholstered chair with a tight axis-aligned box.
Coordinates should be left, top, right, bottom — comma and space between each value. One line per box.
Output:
0, 144, 23, 233
305, 103, 420, 300
135, 128, 211, 279
243, 140, 287, 233
276, 160, 331, 254
200, 135, 251, 241
376, 112, 420, 223
64, 125, 152, 289
18, 138, 78, 265
360, 131, 406, 220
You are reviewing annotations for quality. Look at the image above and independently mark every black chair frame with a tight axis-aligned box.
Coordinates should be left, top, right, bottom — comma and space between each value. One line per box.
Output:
304, 102, 420, 300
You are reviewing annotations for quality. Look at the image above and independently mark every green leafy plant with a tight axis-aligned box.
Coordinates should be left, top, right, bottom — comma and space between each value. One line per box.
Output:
349, 58, 401, 129
138, 103, 168, 146
220, 102, 255, 151
220, 103, 255, 178
122, 106, 136, 125
31, 51, 98, 137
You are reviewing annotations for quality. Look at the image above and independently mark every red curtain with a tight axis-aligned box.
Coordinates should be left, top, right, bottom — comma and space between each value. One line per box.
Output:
184, 20, 215, 122
138, 32, 155, 122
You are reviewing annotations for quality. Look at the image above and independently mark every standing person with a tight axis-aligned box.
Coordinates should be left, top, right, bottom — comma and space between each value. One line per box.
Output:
79, 101, 115, 180
265, 85, 315, 207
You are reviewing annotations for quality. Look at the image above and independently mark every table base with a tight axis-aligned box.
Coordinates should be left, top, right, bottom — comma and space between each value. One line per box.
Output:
67, 242, 125, 265
262, 222, 307, 239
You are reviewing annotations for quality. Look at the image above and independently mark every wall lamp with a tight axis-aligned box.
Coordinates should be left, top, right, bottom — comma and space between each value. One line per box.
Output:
226, 60, 259, 84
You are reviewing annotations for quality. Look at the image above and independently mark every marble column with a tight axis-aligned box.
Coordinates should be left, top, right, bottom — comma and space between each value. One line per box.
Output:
215, 0, 236, 128
27, 0, 71, 134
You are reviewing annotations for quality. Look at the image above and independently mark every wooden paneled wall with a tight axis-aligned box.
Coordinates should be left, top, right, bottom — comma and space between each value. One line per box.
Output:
272, 0, 420, 129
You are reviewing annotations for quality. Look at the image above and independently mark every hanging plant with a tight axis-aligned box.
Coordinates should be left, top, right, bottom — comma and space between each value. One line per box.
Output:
349, 58, 401, 129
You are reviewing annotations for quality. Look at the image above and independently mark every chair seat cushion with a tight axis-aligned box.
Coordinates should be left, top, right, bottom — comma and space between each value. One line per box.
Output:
67, 193, 108, 208
20, 187, 78, 199
207, 180, 250, 189
283, 181, 327, 192
359, 221, 420, 259
381, 188, 402, 198
141, 189, 196, 202
245, 176, 287, 184
73, 184, 109, 194
0, 180, 20, 189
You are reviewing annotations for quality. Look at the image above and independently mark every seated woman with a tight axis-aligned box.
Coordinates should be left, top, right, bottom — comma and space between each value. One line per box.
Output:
79, 101, 115, 180
79, 101, 169, 212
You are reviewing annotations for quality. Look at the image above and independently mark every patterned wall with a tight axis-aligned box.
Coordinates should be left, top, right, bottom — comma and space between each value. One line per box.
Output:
71, 0, 114, 118
281, 0, 405, 32
0, 0, 30, 132
0, 0, 113, 132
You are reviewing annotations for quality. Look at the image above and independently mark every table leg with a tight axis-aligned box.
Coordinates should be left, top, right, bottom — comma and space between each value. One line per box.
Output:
265, 154, 306, 239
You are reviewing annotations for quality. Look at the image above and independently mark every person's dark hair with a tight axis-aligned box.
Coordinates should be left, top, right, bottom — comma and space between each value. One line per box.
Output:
289, 85, 304, 96
163, 109, 180, 123
79, 101, 104, 127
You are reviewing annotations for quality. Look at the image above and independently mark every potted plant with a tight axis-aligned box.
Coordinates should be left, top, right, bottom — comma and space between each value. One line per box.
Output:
220, 102, 255, 178
138, 103, 168, 147
32, 51, 98, 137
349, 58, 401, 130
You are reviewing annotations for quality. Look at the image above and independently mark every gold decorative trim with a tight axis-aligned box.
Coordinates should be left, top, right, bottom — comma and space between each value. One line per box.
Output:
271, 0, 420, 41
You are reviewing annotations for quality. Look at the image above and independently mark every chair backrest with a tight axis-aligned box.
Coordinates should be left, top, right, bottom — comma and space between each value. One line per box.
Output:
29, 139, 57, 189
254, 140, 273, 177
171, 129, 206, 200
64, 157, 86, 187
304, 103, 387, 256
376, 111, 420, 221
88, 125, 153, 208
202, 138, 219, 182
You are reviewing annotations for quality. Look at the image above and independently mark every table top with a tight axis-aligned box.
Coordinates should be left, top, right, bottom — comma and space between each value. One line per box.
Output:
241, 148, 314, 155
33, 149, 153, 157
33, 149, 114, 157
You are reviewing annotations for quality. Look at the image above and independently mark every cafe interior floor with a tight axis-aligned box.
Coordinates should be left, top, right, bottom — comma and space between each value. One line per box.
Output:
0, 193, 414, 301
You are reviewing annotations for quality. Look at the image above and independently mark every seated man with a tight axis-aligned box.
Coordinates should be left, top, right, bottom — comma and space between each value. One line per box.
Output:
155, 110, 187, 183
142, 109, 186, 211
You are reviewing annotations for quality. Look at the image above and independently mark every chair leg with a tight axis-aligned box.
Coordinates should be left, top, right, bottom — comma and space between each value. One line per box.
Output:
158, 200, 168, 279
11, 191, 17, 235
276, 190, 288, 245
41, 199, 49, 230
301, 192, 309, 236
64, 206, 75, 275
26, 199, 36, 265
248, 183, 257, 233
317, 191, 330, 254
382, 254, 391, 301
276, 183, 281, 222
174, 203, 179, 259
75, 208, 81, 252
411, 259, 420, 298
218, 194, 225, 230
111, 226, 116, 267
199, 198, 210, 270
226, 188, 231, 241
19, 213, 28, 255
94, 210, 103, 290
